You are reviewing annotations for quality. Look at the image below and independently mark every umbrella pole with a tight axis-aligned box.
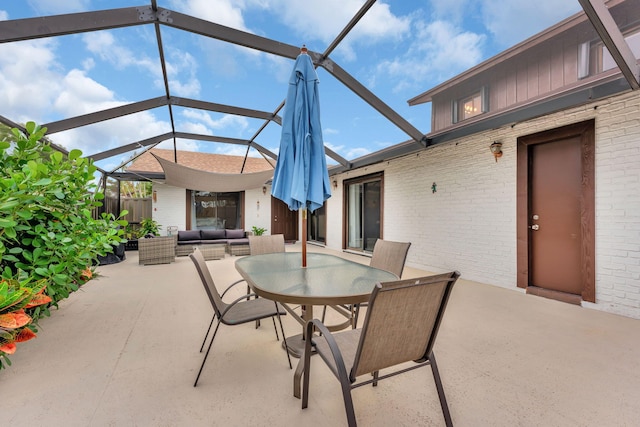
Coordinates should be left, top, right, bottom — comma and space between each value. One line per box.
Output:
302, 208, 307, 267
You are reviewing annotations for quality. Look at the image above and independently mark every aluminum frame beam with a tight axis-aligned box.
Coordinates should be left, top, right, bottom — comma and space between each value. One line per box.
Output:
578, 0, 640, 90
0, 7, 145, 42
89, 133, 173, 162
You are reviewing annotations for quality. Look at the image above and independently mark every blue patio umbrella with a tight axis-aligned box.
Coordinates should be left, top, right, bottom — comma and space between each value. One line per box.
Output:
272, 46, 331, 266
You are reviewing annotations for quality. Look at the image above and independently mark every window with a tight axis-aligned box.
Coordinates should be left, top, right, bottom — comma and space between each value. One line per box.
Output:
601, 30, 640, 72
191, 191, 241, 229
453, 87, 488, 123
345, 173, 382, 252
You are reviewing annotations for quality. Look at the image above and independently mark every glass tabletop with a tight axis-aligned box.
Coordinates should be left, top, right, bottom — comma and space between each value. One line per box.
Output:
235, 252, 398, 305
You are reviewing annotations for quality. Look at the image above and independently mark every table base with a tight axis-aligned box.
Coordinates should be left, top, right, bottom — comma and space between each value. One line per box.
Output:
282, 333, 316, 358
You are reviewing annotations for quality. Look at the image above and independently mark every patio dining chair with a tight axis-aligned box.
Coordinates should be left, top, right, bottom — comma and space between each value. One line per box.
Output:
246, 234, 286, 327
245, 234, 286, 294
189, 248, 292, 387
323, 239, 411, 328
301, 271, 460, 427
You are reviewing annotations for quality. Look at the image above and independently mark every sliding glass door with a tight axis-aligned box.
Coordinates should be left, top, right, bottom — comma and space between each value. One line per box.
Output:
345, 174, 382, 252
307, 204, 326, 244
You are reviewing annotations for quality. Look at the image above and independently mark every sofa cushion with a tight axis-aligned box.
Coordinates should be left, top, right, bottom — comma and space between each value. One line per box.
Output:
178, 230, 201, 241
177, 240, 201, 246
225, 229, 245, 239
201, 229, 225, 240
228, 238, 249, 245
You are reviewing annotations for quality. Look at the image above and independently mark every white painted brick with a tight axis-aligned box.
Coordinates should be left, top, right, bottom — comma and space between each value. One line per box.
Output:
328, 91, 640, 319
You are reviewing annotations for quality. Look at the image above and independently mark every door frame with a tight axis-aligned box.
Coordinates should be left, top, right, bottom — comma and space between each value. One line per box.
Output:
516, 119, 595, 303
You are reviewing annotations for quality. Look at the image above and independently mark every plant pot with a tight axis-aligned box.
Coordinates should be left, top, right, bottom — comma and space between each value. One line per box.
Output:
124, 240, 139, 251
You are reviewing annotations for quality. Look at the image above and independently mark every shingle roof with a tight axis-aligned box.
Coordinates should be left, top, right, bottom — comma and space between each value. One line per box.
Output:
127, 149, 274, 174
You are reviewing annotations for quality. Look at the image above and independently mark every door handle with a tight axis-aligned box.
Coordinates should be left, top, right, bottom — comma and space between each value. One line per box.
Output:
530, 224, 539, 231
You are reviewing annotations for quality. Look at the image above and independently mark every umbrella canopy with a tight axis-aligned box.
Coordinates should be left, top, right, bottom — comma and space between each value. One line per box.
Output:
272, 48, 331, 213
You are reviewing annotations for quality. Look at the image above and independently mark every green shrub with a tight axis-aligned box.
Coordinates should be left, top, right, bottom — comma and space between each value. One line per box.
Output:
0, 122, 127, 367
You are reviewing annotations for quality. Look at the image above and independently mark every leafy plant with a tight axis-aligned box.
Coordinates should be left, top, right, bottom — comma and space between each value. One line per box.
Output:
138, 217, 161, 237
0, 278, 51, 369
0, 122, 127, 367
251, 226, 267, 236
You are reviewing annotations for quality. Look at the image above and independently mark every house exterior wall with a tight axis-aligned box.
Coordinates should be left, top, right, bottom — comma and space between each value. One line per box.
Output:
329, 90, 640, 319
245, 186, 272, 234
428, 0, 640, 134
151, 185, 186, 235
151, 184, 273, 236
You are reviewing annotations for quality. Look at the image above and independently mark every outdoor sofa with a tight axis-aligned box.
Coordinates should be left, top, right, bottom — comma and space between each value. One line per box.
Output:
175, 229, 250, 258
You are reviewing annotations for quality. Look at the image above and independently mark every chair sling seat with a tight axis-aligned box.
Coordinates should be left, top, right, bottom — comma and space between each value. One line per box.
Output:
302, 271, 460, 427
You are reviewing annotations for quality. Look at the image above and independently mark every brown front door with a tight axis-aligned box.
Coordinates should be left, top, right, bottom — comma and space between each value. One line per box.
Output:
271, 197, 298, 242
517, 120, 595, 303
530, 137, 582, 294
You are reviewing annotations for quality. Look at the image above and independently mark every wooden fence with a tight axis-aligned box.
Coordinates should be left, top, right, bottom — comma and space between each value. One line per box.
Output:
96, 196, 152, 227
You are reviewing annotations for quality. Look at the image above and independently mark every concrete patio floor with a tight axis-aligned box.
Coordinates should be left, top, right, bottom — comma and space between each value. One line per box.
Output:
1, 243, 639, 426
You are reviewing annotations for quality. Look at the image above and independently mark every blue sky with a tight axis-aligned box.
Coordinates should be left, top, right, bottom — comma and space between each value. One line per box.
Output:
0, 0, 582, 172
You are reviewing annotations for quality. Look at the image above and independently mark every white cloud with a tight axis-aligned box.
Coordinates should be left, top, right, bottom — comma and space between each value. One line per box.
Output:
26, 0, 90, 14
181, 110, 250, 132
53, 69, 117, 115
165, 49, 201, 97
171, 0, 252, 31
481, 0, 581, 47
0, 37, 174, 165
82, 31, 201, 97
265, 0, 410, 61
0, 39, 64, 124
373, 20, 485, 92
0, 10, 8, 20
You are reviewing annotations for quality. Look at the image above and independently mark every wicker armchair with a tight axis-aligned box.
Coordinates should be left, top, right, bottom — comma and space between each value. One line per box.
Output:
138, 236, 177, 265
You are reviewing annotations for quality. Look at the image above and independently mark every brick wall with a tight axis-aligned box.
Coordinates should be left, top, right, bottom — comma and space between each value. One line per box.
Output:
329, 91, 640, 319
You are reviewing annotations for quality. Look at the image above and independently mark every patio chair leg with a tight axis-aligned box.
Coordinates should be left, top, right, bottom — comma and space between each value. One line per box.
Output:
194, 320, 222, 387
353, 304, 361, 328
429, 351, 453, 427
200, 314, 216, 352
339, 377, 357, 427
275, 309, 292, 369
271, 316, 279, 340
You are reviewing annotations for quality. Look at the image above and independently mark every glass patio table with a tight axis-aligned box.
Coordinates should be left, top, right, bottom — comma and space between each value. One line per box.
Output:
235, 252, 397, 397
235, 252, 397, 332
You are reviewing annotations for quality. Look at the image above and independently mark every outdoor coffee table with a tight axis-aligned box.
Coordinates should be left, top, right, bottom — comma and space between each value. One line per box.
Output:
235, 252, 397, 397
199, 244, 226, 260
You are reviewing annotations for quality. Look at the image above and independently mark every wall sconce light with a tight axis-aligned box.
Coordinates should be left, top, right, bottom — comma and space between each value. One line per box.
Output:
332, 179, 338, 190
262, 186, 267, 195
152, 190, 157, 203
490, 141, 503, 162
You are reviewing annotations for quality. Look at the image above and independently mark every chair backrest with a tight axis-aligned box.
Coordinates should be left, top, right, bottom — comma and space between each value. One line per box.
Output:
369, 239, 411, 278
249, 234, 285, 255
189, 248, 227, 317
350, 271, 460, 380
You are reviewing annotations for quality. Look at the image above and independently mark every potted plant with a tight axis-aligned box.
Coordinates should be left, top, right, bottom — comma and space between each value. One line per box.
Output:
251, 226, 267, 236
138, 217, 161, 238
123, 224, 139, 251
